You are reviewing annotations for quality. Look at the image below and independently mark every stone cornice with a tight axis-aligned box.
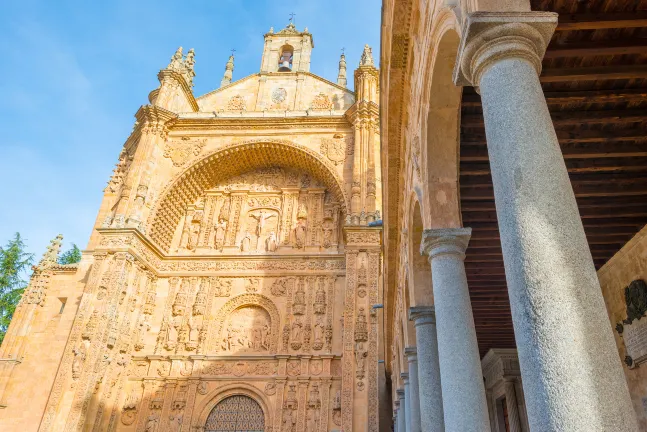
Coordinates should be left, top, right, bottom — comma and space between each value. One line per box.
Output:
453, 11, 558, 87
420, 228, 472, 259
158, 69, 199, 112
481, 348, 522, 390
169, 115, 352, 132
94, 228, 346, 276
134, 105, 179, 138
343, 227, 383, 250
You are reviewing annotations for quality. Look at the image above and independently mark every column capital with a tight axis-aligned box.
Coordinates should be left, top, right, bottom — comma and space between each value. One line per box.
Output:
421, 228, 472, 259
409, 306, 436, 325
453, 11, 557, 87
396, 388, 405, 399
404, 346, 417, 362
400, 372, 410, 384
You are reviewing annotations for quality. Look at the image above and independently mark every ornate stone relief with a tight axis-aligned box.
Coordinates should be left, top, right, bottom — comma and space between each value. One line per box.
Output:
311, 93, 333, 110
411, 135, 421, 180
226, 95, 247, 111
163, 137, 206, 167
320, 133, 348, 165
172, 166, 341, 255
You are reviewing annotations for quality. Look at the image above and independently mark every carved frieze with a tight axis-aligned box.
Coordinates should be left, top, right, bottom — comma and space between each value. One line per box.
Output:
163, 137, 206, 167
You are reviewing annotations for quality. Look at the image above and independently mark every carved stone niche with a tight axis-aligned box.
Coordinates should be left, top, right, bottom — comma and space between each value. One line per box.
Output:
616, 279, 647, 367
481, 349, 529, 432
220, 305, 272, 354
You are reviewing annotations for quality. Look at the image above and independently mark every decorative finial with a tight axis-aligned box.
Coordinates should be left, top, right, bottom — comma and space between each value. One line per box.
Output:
220, 51, 235, 88
360, 44, 374, 67
36, 234, 64, 271
337, 49, 347, 87
269, 26, 274, 34
289, 12, 296, 24
183, 48, 196, 87
168, 46, 184, 71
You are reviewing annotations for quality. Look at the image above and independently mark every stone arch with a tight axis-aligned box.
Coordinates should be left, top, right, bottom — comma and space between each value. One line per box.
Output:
194, 383, 272, 432
212, 293, 281, 354
420, 9, 463, 229
147, 139, 349, 251
401, 276, 417, 348
408, 194, 433, 306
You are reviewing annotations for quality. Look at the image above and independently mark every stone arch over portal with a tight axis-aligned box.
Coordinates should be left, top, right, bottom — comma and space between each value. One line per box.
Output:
211, 293, 281, 354
147, 139, 349, 251
420, 10, 462, 229
194, 383, 272, 432
408, 194, 433, 306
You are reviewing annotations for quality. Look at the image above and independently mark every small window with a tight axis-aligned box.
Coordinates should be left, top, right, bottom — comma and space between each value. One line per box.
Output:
58, 298, 67, 314
278, 45, 293, 72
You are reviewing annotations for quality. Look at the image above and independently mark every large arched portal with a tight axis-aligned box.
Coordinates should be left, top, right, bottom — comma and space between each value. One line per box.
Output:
204, 395, 265, 432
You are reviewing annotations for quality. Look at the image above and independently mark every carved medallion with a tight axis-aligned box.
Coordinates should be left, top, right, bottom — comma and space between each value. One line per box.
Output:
321, 134, 347, 165
272, 87, 287, 103
163, 137, 206, 167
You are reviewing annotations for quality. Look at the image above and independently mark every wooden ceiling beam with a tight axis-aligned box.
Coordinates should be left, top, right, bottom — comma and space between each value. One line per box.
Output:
539, 65, 647, 83
544, 39, 647, 58
556, 13, 647, 31
462, 128, 647, 145
461, 141, 647, 162
462, 89, 647, 107
462, 110, 647, 128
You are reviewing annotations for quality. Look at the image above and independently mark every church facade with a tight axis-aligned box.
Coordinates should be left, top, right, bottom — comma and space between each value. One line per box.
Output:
0, 23, 381, 432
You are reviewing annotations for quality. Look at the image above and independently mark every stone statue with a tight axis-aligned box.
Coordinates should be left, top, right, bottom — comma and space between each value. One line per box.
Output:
261, 324, 270, 350
294, 220, 307, 249
250, 209, 276, 236
213, 217, 227, 250
291, 317, 303, 341
266, 231, 278, 252
169, 411, 183, 432
241, 231, 252, 252
72, 343, 86, 379
252, 326, 263, 350
314, 322, 324, 345
145, 413, 159, 432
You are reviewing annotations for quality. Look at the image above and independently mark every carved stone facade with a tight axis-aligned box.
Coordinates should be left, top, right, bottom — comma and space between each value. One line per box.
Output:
0, 22, 380, 432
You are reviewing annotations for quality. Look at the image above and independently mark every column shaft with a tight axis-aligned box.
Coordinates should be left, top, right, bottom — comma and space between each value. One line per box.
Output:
405, 348, 422, 432
422, 229, 490, 431
503, 380, 522, 432
409, 307, 444, 432
477, 40, 638, 432
397, 390, 406, 432
402, 375, 412, 432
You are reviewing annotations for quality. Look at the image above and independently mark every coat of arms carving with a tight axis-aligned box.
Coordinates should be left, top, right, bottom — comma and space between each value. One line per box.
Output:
320, 134, 347, 165
163, 137, 206, 167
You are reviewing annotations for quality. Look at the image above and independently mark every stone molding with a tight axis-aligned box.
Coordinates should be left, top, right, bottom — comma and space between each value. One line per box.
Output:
408, 306, 436, 326
404, 346, 417, 362
420, 228, 472, 259
453, 12, 558, 87
400, 372, 409, 383
481, 348, 522, 390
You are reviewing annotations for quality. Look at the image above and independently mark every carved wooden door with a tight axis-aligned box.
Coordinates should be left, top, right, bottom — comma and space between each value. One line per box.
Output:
205, 395, 265, 432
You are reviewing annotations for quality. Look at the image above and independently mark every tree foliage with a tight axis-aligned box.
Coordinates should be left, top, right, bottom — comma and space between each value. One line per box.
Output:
59, 243, 81, 265
0, 233, 34, 344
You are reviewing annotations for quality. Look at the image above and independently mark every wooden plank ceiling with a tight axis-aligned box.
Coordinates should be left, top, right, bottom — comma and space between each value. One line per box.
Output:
460, 0, 647, 357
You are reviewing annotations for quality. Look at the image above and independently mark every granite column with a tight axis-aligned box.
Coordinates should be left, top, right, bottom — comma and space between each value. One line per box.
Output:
404, 347, 422, 432
402, 373, 412, 432
409, 307, 444, 431
397, 389, 406, 432
421, 228, 490, 431
454, 11, 638, 431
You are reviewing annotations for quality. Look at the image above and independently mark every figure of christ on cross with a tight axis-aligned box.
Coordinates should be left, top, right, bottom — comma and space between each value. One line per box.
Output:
249, 210, 276, 237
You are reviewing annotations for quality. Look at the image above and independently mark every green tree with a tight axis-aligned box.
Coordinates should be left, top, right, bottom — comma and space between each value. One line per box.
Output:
58, 243, 81, 265
0, 233, 34, 344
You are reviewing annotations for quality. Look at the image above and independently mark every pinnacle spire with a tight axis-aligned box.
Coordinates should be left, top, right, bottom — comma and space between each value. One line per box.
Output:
221, 52, 235, 88
36, 234, 63, 271
360, 44, 374, 67
337, 52, 347, 87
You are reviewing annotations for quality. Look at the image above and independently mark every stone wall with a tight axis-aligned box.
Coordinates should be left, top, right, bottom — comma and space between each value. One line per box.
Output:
598, 224, 647, 429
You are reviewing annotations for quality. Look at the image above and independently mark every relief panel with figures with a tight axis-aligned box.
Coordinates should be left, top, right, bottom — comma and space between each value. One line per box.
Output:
174, 166, 342, 254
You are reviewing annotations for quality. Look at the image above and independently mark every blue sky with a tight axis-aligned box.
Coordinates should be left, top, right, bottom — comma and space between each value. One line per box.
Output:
0, 0, 381, 261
